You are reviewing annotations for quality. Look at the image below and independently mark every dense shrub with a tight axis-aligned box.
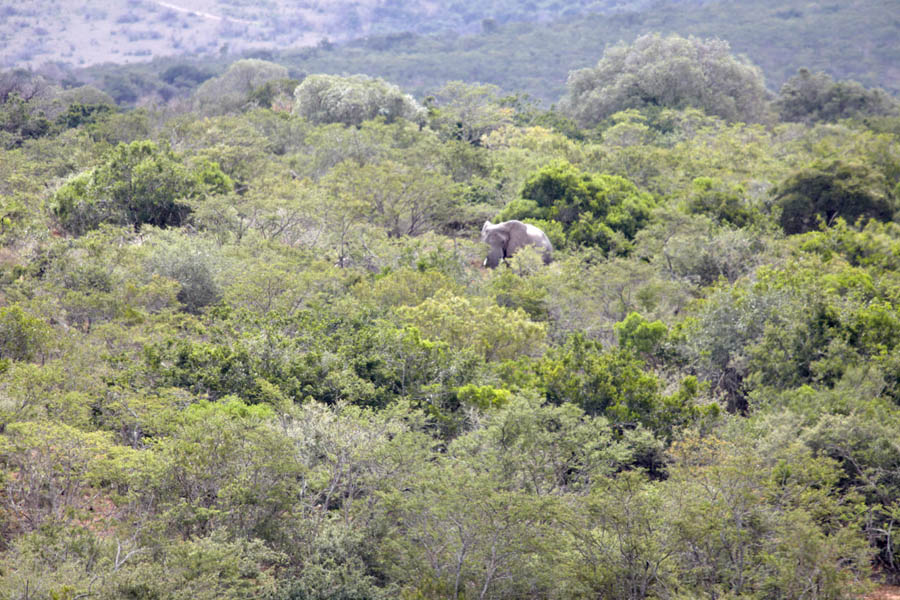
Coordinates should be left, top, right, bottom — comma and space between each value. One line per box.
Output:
776, 68, 900, 124
0, 305, 49, 363
50, 140, 232, 235
499, 160, 654, 252
775, 160, 896, 235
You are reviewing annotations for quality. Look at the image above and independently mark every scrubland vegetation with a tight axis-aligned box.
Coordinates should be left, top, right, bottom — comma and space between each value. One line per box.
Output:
2, 23, 900, 600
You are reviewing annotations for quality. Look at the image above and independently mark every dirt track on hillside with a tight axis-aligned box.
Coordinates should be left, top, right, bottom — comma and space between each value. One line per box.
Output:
152, 1, 256, 24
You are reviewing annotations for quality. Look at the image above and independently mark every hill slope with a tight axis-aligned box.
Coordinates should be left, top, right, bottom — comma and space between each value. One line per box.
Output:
5, 0, 899, 105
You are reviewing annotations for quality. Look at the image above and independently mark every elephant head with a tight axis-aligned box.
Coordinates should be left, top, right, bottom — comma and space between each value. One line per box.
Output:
481, 220, 553, 268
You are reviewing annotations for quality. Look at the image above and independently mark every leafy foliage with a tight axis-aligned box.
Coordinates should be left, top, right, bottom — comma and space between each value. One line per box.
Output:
0, 93, 52, 148
426, 81, 513, 144
0, 304, 50, 363
50, 140, 232, 234
2, 31, 900, 597
192, 59, 289, 115
292, 73, 425, 126
562, 33, 771, 127
776, 68, 900, 124
775, 160, 896, 234
500, 160, 655, 252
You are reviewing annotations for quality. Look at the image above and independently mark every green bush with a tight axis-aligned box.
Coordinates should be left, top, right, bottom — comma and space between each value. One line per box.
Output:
686, 176, 757, 227
534, 333, 706, 438
50, 140, 232, 235
499, 160, 654, 252
776, 68, 900, 124
0, 304, 50, 362
615, 312, 667, 356
192, 59, 289, 115
144, 232, 224, 313
775, 160, 896, 235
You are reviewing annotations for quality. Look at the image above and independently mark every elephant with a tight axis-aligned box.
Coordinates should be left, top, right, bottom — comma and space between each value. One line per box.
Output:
481, 220, 553, 268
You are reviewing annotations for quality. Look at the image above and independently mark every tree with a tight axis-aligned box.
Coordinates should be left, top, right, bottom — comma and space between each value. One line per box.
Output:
161, 64, 214, 89
499, 160, 654, 252
561, 471, 673, 600
0, 304, 50, 363
800, 404, 900, 581
193, 59, 289, 115
453, 395, 634, 495
673, 281, 792, 413
50, 140, 232, 235
0, 93, 53, 148
55, 102, 113, 130
426, 81, 513, 144
247, 78, 299, 110
685, 176, 757, 228
320, 159, 460, 238
665, 432, 871, 599
384, 462, 559, 599
0, 69, 55, 105
0, 68, 60, 148
53, 85, 115, 112
383, 399, 570, 599
775, 160, 896, 235
315, 160, 374, 267
0, 421, 132, 533
536, 333, 664, 430
143, 229, 225, 313
775, 68, 900, 124
144, 399, 301, 542
562, 33, 770, 127
615, 312, 667, 358
637, 209, 767, 287
292, 74, 425, 126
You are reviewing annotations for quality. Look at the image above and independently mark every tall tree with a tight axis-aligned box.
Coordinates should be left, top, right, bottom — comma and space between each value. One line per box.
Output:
293, 74, 425, 126
775, 68, 900, 124
562, 33, 771, 127
192, 59, 289, 115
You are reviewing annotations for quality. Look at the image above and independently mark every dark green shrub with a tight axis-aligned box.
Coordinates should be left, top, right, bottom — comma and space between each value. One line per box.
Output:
50, 140, 232, 235
775, 160, 896, 235
776, 68, 900, 124
500, 160, 654, 252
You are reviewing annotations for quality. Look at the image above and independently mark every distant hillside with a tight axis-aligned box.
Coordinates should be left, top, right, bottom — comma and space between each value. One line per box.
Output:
0, 0, 659, 69
269, 0, 900, 102
7, 0, 896, 106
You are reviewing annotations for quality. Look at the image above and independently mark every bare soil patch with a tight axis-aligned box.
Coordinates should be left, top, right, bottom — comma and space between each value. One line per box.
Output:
868, 585, 900, 600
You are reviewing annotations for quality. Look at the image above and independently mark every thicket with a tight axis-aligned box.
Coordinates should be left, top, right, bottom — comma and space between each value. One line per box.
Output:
1, 33, 900, 599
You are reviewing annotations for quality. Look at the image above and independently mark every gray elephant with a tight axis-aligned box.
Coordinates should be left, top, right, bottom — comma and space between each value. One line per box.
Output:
481, 220, 553, 268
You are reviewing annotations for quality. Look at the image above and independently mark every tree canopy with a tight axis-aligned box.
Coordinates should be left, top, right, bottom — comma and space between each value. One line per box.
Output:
192, 59, 290, 115
293, 73, 425, 126
50, 140, 232, 234
498, 160, 655, 252
562, 33, 771, 127
775, 68, 900, 124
